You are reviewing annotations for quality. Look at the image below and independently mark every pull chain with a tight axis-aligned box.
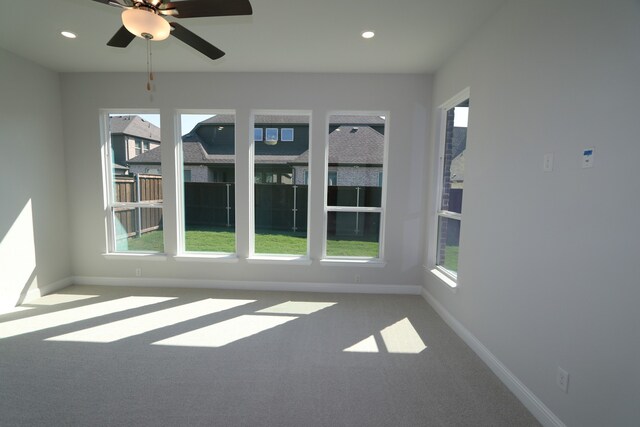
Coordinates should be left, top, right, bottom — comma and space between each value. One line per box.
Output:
146, 37, 153, 92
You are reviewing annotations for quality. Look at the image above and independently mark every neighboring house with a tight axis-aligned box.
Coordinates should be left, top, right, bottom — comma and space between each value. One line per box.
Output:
449, 126, 466, 189
109, 115, 161, 175
127, 115, 385, 185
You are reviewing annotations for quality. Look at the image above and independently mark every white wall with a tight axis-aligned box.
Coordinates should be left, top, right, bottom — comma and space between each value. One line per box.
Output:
424, 1, 640, 426
0, 48, 71, 310
61, 72, 430, 292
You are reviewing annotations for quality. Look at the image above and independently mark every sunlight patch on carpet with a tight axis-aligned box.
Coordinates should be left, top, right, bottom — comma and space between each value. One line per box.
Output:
256, 301, 336, 315
380, 318, 427, 354
344, 335, 379, 353
152, 314, 297, 348
45, 298, 255, 343
0, 296, 174, 339
28, 294, 100, 306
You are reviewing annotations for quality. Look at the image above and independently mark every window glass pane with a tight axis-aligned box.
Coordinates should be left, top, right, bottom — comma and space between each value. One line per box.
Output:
436, 216, 460, 274
327, 115, 385, 207
328, 171, 337, 186
114, 207, 164, 252
108, 114, 162, 253
281, 128, 294, 141
440, 100, 468, 214
254, 128, 263, 141
265, 128, 278, 143
326, 212, 380, 257
180, 113, 236, 253
254, 114, 309, 255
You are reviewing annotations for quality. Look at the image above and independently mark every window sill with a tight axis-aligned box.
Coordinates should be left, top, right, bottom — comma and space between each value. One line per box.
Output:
426, 266, 458, 291
102, 253, 168, 261
246, 255, 312, 265
174, 253, 239, 263
320, 258, 386, 267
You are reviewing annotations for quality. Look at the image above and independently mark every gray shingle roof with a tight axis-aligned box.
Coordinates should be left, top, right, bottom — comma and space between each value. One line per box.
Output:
110, 115, 161, 142
130, 125, 384, 166
188, 114, 384, 131
292, 126, 383, 165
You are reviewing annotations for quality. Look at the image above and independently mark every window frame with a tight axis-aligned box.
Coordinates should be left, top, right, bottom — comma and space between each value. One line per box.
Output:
254, 128, 263, 141
281, 128, 294, 142
100, 110, 164, 255
249, 110, 312, 260
176, 110, 237, 257
431, 88, 470, 286
265, 128, 278, 142
322, 111, 389, 262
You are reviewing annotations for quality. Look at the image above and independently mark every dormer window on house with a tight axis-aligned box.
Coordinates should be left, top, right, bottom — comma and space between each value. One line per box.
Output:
281, 128, 294, 142
265, 128, 278, 142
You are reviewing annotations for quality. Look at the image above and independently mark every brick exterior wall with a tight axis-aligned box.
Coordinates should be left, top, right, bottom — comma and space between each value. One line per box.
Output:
293, 166, 382, 186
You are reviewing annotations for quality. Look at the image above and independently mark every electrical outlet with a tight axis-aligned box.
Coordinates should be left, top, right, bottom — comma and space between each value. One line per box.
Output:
135, 268, 141, 277
556, 367, 569, 393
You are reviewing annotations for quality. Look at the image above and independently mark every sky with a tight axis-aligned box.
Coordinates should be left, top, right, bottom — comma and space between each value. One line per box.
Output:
135, 114, 216, 136
454, 107, 469, 128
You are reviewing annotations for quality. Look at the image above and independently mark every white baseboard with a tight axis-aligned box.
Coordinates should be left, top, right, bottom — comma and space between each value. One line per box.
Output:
23, 276, 74, 303
421, 287, 566, 427
71, 276, 422, 295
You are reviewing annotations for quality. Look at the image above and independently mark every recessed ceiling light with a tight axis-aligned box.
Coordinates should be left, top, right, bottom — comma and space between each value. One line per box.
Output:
61, 31, 77, 39
361, 31, 375, 39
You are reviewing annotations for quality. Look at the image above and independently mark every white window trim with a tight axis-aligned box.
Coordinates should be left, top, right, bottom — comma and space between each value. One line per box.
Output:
430, 88, 470, 287
322, 111, 389, 262
101, 109, 164, 255
175, 109, 237, 257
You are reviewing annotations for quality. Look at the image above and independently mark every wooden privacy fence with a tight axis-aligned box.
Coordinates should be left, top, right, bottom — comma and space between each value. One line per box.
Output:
114, 174, 163, 237
184, 182, 381, 239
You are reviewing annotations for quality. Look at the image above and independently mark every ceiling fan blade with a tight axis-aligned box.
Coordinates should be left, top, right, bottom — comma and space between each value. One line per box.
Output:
169, 22, 225, 60
107, 26, 136, 48
160, 0, 252, 18
90, 0, 132, 6
109, 0, 134, 8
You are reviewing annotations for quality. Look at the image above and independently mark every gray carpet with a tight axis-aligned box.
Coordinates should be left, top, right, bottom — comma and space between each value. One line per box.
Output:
0, 285, 540, 426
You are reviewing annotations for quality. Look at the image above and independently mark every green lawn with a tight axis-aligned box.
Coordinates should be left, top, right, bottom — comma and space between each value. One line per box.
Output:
441, 245, 459, 272
124, 227, 379, 257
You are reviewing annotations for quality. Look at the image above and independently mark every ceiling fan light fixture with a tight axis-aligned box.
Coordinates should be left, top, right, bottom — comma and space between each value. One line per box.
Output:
122, 8, 170, 41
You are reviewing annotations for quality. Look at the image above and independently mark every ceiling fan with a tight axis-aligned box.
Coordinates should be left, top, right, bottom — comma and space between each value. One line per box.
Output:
92, 0, 253, 60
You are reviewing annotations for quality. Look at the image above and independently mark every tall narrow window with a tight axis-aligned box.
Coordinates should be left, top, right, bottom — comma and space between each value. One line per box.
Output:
180, 112, 236, 254
325, 113, 387, 258
104, 113, 163, 253
435, 94, 469, 278
253, 112, 310, 256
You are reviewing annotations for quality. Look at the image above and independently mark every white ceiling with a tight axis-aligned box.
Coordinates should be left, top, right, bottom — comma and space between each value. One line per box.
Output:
0, 0, 504, 74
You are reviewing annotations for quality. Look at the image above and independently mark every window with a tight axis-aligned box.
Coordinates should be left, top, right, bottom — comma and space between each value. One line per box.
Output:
143, 141, 150, 152
265, 128, 278, 143
434, 90, 469, 280
179, 112, 236, 254
328, 171, 337, 186
253, 112, 310, 256
325, 113, 387, 259
134, 140, 142, 156
104, 113, 163, 253
254, 128, 263, 141
281, 128, 294, 141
